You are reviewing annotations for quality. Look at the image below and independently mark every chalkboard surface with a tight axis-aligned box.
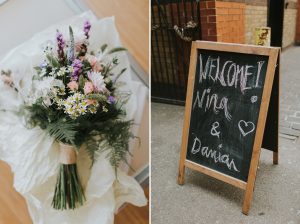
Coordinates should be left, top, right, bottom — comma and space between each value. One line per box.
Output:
186, 49, 269, 182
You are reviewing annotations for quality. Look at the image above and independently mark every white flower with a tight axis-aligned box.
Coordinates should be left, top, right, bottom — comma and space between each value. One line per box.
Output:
56, 67, 66, 77
88, 71, 106, 92
32, 77, 54, 101
49, 70, 56, 76
43, 97, 52, 107
51, 79, 64, 89
62, 93, 93, 119
50, 79, 65, 96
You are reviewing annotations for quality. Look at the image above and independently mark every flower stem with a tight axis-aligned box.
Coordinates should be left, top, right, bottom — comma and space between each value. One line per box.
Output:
52, 164, 85, 210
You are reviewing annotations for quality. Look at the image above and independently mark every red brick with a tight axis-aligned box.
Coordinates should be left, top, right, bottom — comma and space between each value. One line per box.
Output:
208, 28, 217, 36
206, 1, 216, 9
208, 15, 216, 22
296, 0, 300, 42
200, 15, 209, 23
201, 9, 216, 16
216, 14, 228, 22
231, 3, 242, 9
202, 34, 217, 41
227, 15, 233, 21
216, 8, 228, 15
200, 2, 206, 9
207, 36, 217, 41
215, 1, 231, 8
202, 29, 210, 36
228, 8, 241, 15
232, 15, 239, 21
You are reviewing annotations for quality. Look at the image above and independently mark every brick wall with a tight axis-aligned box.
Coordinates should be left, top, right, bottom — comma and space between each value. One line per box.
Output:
200, 1, 217, 41
218, 0, 267, 6
295, 0, 300, 44
200, 1, 245, 43
244, 5, 267, 44
283, 8, 298, 47
216, 1, 245, 43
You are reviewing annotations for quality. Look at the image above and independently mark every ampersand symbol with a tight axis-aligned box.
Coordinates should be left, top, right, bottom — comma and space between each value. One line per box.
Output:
210, 121, 220, 138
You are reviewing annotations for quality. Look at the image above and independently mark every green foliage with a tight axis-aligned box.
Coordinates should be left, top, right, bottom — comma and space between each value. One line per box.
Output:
67, 26, 75, 62
78, 75, 85, 90
46, 55, 60, 68
100, 44, 108, 53
85, 119, 135, 171
47, 118, 78, 145
34, 66, 42, 74
85, 137, 99, 167
107, 47, 127, 54
114, 68, 127, 83
86, 94, 107, 102
104, 120, 134, 169
25, 95, 135, 169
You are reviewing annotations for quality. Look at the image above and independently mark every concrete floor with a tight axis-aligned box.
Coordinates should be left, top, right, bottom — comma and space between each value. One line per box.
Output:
151, 47, 300, 224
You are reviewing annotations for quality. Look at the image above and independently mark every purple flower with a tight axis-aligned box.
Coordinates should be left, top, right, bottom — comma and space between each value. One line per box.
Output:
56, 30, 65, 62
83, 20, 91, 39
71, 59, 82, 81
39, 61, 48, 69
56, 30, 65, 49
108, 95, 116, 104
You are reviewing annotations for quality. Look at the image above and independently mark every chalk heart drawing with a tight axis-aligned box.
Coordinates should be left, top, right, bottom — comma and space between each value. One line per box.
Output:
238, 120, 255, 137
250, 96, 258, 103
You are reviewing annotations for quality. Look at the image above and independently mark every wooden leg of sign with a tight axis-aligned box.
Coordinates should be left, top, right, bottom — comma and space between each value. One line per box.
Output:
242, 148, 262, 215
273, 56, 280, 166
178, 160, 186, 185
243, 48, 279, 215
273, 151, 278, 164
242, 172, 257, 215
261, 55, 280, 165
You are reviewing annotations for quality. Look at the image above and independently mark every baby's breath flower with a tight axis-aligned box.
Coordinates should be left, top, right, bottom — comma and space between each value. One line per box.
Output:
56, 98, 65, 109
102, 106, 108, 113
56, 67, 67, 77
49, 70, 56, 76
61, 93, 99, 119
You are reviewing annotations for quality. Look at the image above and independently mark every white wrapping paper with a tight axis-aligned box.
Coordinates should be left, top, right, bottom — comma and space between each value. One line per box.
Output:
0, 11, 147, 224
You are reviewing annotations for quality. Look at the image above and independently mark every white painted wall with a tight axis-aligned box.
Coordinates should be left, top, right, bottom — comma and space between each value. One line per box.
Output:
0, 0, 79, 60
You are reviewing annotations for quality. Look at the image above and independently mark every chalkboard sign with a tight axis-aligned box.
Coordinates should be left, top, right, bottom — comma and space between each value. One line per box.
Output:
186, 49, 268, 182
178, 41, 279, 215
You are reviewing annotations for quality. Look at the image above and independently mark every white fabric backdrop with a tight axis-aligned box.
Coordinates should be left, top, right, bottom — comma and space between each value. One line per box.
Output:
0, 11, 147, 224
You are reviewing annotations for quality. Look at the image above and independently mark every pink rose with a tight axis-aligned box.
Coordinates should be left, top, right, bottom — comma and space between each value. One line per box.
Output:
75, 41, 84, 52
67, 81, 78, 91
88, 56, 97, 67
84, 81, 94, 94
85, 99, 97, 106
93, 62, 103, 72
87, 56, 103, 72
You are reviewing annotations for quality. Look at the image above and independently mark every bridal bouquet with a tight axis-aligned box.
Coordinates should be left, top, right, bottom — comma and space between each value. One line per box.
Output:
2, 21, 135, 210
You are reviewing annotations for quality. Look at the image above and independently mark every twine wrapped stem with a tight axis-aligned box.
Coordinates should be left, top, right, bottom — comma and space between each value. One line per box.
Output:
52, 143, 85, 210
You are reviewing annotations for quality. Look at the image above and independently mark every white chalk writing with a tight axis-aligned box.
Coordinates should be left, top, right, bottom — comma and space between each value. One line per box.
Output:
193, 88, 232, 121
198, 54, 265, 94
210, 121, 220, 138
238, 120, 255, 137
251, 96, 258, 103
191, 135, 239, 172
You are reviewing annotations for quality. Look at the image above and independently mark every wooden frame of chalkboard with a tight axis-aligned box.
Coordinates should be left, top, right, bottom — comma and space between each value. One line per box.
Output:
178, 41, 279, 215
